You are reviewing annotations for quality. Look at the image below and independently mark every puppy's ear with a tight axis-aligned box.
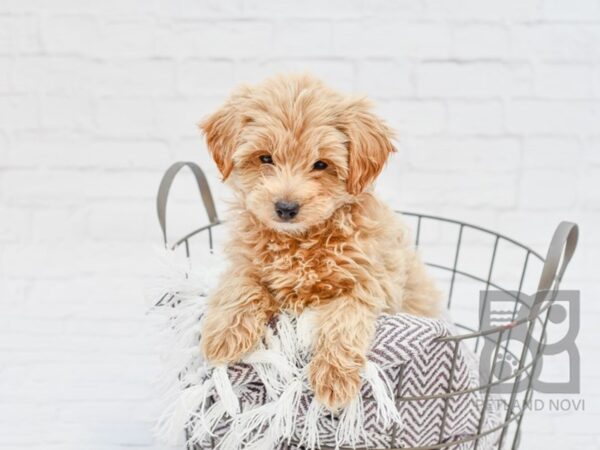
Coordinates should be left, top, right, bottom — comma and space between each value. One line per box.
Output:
339, 98, 396, 195
200, 90, 248, 180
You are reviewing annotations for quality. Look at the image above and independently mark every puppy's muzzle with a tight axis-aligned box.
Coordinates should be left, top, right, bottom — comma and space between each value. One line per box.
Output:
275, 200, 300, 221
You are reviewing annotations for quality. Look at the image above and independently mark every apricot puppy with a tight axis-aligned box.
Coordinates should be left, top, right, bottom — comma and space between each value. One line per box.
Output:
200, 74, 441, 410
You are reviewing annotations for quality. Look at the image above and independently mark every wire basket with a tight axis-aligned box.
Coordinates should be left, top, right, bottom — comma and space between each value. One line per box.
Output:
156, 162, 579, 450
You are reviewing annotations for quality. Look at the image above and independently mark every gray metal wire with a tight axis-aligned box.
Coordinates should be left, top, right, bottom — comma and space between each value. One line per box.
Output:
156, 162, 578, 450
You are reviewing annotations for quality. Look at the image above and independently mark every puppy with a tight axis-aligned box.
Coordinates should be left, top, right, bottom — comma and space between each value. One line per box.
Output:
199, 74, 441, 410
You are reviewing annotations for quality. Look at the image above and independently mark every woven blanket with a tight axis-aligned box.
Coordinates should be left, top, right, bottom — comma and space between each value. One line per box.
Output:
153, 252, 501, 450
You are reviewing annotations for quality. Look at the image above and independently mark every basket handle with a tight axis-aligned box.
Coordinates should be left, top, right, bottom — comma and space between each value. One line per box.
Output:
156, 161, 219, 247
529, 221, 579, 319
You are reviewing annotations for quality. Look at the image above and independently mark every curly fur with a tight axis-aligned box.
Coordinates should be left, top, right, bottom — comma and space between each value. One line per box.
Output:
199, 73, 441, 410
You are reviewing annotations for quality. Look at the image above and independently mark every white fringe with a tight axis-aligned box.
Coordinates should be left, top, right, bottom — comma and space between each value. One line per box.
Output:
336, 395, 366, 449
363, 362, 402, 426
298, 399, 324, 449
213, 365, 240, 416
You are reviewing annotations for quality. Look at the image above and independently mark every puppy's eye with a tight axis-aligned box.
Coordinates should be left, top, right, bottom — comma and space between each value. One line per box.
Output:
313, 160, 328, 171
259, 154, 274, 165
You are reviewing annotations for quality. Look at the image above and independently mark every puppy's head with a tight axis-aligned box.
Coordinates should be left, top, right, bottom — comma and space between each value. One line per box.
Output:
201, 74, 395, 234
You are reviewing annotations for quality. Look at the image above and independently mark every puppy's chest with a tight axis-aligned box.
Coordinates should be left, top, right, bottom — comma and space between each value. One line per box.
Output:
255, 240, 354, 308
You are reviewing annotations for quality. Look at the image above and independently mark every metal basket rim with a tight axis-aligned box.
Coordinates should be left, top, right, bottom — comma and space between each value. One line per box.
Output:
165, 211, 553, 342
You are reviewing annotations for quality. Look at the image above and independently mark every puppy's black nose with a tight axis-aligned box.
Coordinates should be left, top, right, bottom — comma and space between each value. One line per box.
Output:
275, 201, 300, 221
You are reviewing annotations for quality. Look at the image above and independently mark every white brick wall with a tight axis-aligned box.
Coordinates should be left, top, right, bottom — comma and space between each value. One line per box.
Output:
0, 1, 599, 449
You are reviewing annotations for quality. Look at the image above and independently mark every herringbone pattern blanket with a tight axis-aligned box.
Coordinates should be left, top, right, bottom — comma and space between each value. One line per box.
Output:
154, 254, 500, 450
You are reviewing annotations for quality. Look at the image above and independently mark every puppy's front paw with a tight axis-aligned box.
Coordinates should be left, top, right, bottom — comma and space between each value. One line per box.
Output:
308, 356, 363, 410
201, 316, 263, 364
